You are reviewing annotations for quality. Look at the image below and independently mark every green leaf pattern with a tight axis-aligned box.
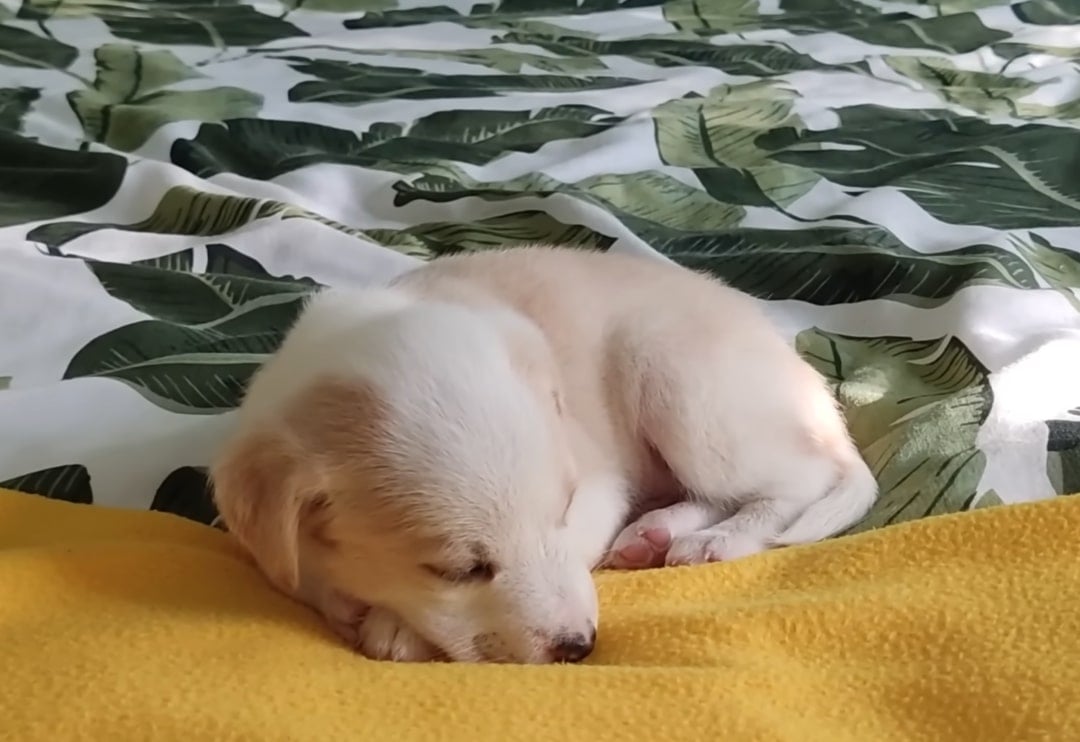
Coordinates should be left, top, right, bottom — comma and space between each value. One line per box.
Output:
0, 0, 1079, 528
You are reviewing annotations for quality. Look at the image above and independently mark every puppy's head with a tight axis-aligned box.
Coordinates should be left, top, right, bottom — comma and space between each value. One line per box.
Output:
212, 293, 597, 663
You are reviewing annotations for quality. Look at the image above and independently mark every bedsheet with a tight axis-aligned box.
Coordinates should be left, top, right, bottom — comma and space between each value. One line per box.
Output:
0, 0, 1079, 532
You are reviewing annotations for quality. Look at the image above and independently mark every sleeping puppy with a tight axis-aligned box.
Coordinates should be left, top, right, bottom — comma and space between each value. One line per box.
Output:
210, 246, 876, 664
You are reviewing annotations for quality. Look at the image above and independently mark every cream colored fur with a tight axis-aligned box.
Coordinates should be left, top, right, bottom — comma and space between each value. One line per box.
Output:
211, 246, 876, 664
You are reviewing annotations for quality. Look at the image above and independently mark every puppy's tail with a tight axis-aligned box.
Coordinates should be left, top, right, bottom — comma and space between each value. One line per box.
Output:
771, 455, 878, 547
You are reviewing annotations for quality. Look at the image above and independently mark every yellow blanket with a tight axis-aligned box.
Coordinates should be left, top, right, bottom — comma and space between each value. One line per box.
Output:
1, 488, 1076, 742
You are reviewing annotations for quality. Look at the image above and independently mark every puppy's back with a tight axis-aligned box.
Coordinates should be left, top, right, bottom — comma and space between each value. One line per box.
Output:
394, 246, 809, 479
394, 246, 785, 362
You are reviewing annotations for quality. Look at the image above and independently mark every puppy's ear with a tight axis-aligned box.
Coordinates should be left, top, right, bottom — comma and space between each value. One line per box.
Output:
210, 431, 316, 594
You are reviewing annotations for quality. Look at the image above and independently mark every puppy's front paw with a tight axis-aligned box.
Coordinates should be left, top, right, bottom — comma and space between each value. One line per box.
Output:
355, 607, 441, 663
665, 525, 765, 566
320, 592, 371, 649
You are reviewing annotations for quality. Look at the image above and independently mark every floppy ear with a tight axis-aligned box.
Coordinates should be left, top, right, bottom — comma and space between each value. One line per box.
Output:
210, 431, 316, 594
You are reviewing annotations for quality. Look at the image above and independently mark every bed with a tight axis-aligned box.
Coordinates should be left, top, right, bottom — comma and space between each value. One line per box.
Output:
3, 0, 1080, 524
0, 0, 1078, 737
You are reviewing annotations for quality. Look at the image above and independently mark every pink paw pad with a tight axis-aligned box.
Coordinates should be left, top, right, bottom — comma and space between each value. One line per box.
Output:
607, 526, 672, 569
640, 527, 672, 548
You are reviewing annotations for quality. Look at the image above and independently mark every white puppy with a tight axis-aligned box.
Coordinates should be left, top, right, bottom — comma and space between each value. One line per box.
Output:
211, 246, 876, 664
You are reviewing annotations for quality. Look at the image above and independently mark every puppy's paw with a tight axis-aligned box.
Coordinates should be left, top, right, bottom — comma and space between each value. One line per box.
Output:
326, 612, 369, 650
355, 607, 441, 663
605, 518, 672, 570
665, 525, 765, 566
319, 591, 372, 649
604, 501, 728, 570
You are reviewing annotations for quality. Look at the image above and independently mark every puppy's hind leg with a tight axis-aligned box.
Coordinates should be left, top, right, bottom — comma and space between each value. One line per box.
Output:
631, 339, 875, 566
664, 498, 807, 566
664, 449, 877, 565
659, 452, 835, 566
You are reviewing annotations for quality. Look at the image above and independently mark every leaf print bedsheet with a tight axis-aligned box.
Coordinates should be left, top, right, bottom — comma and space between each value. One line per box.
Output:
1, 0, 1079, 533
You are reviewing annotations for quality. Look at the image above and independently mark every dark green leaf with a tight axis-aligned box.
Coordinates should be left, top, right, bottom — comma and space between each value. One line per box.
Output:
389, 47, 609, 74
69, 44, 262, 151
65, 246, 318, 413
90, 263, 237, 324
283, 57, 641, 105
346, 0, 660, 29
1010, 233, 1080, 311
64, 319, 280, 413
27, 186, 286, 252
204, 244, 318, 286
798, 330, 992, 534
663, 0, 762, 33
20, 0, 308, 47
173, 118, 382, 179
405, 106, 619, 153
992, 41, 1080, 62
364, 210, 616, 257
71, 87, 263, 152
971, 489, 1004, 509
885, 55, 1039, 118
844, 11, 1009, 54
83, 248, 315, 324
172, 106, 621, 180
151, 466, 218, 525
392, 167, 743, 233
492, 0, 661, 11
133, 249, 195, 272
91, 43, 199, 102
282, 0, 396, 10
86, 262, 306, 324
0, 23, 77, 69
1047, 420, 1080, 494
496, 31, 865, 75
666, 0, 1010, 55
1, 464, 92, 504
763, 104, 1080, 230
0, 132, 126, 228
759, 0, 1009, 53
650, 226, 1039, 306
344, 4, 479, 28
28, 183, 401, 262
1012, 0, 1080, 24
653, 82, 820, 208
0, 87, 39, 132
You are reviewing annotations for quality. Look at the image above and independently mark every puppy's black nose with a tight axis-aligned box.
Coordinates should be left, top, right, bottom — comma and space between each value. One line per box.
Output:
550, 631, 595, 663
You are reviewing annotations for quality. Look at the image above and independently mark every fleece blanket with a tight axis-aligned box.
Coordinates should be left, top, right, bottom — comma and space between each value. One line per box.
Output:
2, 1, 1080, 533
1, 486, 1078, 741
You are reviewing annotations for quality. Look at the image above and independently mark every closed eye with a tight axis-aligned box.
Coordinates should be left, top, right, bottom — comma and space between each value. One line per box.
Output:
423, 561, 497, 584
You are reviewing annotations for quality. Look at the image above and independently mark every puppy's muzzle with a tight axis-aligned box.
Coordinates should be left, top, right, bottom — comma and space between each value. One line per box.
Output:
548, 625, 596, 663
